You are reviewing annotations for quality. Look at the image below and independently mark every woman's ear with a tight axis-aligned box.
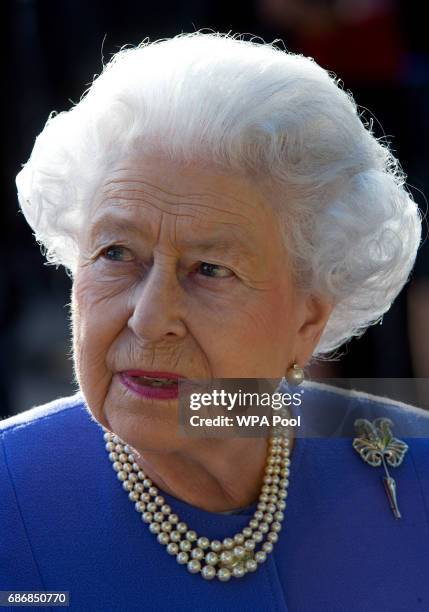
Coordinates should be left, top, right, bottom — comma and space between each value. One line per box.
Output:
295, 294, 334, 364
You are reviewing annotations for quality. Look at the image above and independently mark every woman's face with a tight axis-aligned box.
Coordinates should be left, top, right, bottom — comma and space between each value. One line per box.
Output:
71, 155, 330, 451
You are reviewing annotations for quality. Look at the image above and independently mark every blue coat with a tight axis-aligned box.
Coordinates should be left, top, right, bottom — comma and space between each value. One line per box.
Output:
1, 384, 429, 611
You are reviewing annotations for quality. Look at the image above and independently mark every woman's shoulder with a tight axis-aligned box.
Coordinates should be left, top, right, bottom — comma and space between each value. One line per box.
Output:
0, 391, 102, 490
0, 391, 89, 435
297, 380, 429, 440
0, 393, 118, 591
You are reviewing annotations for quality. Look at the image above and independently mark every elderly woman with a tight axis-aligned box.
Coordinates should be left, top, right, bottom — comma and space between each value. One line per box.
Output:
1, 32, 428, 611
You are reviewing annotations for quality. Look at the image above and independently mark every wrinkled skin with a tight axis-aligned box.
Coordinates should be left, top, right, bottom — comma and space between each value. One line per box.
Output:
71, 154, 333, 512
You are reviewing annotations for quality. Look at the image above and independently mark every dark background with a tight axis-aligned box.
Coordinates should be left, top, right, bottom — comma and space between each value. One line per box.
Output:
2, 0, 429, 417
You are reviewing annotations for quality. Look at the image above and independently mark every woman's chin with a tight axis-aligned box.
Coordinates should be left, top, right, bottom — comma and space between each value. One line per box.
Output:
101, 381, 181, 451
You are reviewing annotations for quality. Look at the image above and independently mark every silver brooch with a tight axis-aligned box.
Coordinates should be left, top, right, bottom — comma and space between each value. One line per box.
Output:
353, 418, 408, 519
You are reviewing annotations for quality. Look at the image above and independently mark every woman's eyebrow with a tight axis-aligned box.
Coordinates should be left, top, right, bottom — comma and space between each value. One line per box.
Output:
88, 214, 149, 241
88, 213, 255, 257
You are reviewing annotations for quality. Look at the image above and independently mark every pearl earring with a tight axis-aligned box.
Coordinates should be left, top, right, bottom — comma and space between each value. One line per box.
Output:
285, 363, 304, 386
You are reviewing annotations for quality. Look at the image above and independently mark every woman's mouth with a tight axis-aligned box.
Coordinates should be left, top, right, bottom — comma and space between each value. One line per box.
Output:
119, 370, 182, 400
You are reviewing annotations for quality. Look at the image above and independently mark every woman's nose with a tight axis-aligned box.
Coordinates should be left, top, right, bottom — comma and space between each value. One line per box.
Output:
127, 263, 187, 342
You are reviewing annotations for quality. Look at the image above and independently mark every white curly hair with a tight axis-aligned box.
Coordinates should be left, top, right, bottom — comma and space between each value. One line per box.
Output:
15, 31, 422, 356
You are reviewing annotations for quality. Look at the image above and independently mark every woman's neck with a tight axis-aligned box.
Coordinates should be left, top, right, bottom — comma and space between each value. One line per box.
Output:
133, 433, 295, 513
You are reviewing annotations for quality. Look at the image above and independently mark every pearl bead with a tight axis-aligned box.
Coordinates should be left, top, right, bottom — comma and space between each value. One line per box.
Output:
180, 540, 192, 552
232, 564, 246, 578
161, 505, 171, 515
186, 530, 198, 542
170, 531, 181, 542
161, 521, 172, 532
128, 491, 140, 502
249, 519, 259, 529
122, 480, 133, 492
149, 523, 160, 534
187, 559, 201, 574
220, 550, 234, 564
143, 478, 152, 488
201, 565, 216, 580
118, 453, 128, 462
205, 552, 218, 565
147, 503, 157, 513
155, 496, 165, 506
210, 540, 222, 552
177, 522, 188, 534
153, 512, 164, 523
262, 542, 273, 553
148, 487, 158, 496
117, 471, 128, 482
197, 537, 210, 550
142, 512, 153, 523
245, 559, 258, 572
157, 532, 170, 545
233, 546, 245, 559
135, 501, 146, 513
103, 432, 113, 441
242, 527, 252, 538
105, 442, 115, 452
108, 452, 119, 462
217, 567, 231, 582
140, 492, 150, 502
169, 514, 179, 524
252, 531, 263, 543
112, 461, 122, 472
267, 532, 279, 543
271, 521, 282, 533
176, 552, 189, 565
255, 551, 267, 564
233, 533, 244, 544
258, 522, 269, 534
167, 543, 179, 555
191, 548, 204, 560
222, 538, 234, 550
244, 539, 256, 551
134, 483, 144, 494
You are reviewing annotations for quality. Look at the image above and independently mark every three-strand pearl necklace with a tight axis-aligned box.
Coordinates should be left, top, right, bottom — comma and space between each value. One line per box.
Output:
103, 420, 291, 581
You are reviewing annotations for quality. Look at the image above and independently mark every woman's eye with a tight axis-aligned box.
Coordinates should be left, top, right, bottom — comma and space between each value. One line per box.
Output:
196, 262, 234, 278
100, 245, 134, 262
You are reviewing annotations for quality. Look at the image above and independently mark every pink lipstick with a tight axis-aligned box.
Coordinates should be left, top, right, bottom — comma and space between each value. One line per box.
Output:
119, 370, 183, 400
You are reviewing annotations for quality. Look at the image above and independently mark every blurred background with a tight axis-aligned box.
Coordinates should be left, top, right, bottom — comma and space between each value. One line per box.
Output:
2, 0, 428, 418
